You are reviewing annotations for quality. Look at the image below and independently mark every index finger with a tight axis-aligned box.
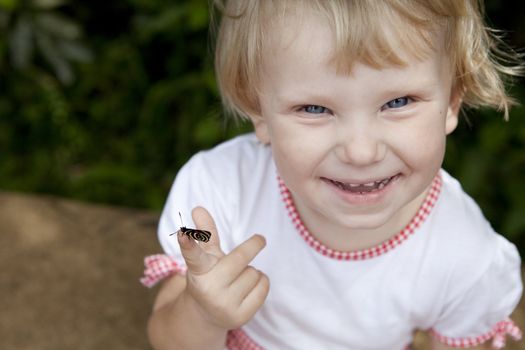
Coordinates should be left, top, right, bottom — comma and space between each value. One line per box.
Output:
214, 234, 266, 282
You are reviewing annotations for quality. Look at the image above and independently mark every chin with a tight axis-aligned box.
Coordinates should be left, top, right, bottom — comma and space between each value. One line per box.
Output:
334, 212, 394, 231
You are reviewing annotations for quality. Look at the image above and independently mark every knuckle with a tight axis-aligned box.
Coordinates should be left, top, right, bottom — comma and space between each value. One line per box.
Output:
255, 274, 270, 296
244, 265, 259, 277
228, 312, 249, 328
260, 274, 270, 290
187, 275, 218, 299
213, 305, 246, 328
186, 282, 208, 302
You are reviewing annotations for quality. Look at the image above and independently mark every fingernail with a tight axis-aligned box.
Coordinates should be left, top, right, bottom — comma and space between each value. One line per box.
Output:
177, 231, 190, 245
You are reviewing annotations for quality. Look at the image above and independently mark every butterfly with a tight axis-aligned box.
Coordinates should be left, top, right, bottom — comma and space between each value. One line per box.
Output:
170, 212, 212, 243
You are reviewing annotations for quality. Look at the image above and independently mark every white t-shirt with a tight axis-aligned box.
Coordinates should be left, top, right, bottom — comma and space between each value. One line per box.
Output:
156, 133, 522, 350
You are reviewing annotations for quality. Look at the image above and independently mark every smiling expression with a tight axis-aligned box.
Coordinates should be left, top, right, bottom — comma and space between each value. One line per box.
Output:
250, 14, 460, 251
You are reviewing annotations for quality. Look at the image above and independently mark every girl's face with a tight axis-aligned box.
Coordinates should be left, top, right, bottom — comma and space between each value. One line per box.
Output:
251, 15, 460, 250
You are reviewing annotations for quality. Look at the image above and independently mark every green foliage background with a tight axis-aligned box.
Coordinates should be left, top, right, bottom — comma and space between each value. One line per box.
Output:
1, 0, 524, 252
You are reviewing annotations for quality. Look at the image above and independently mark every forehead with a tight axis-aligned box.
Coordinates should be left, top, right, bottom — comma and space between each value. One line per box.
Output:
258, 11, 452, 101
260, 2, 447, 74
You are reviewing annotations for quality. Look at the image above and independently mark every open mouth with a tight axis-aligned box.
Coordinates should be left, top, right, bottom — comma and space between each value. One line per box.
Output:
323, 174, 400, 194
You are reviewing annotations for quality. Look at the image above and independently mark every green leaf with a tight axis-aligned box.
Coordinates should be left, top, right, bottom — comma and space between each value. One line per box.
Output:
31, 0, 66, 9
0, 0, 18, 11
134, 7, 185, 40
0, 11, 9, 29
479, 120, 509, 152
503, 206, 525, 239
193, 116, 222, 146
70, 164, 149, 207
57, 40, 93, 62
187, 1, 208, 30
35, 31, 73, 84
34, 12, 81, 39
8, 15, 33, 69
457, 149, 490, 194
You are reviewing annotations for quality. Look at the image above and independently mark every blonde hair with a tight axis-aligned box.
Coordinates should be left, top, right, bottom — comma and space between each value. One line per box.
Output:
213, 0, 522, 120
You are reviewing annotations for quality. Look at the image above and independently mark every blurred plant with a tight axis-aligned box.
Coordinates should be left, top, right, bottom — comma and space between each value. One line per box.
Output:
0, 0, 248, 210
0, 0, 523, 254
1, 0, 92, 84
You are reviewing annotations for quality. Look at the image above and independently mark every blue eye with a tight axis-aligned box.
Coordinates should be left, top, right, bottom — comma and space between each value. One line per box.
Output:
384, 97, 410, 109
302, 105, 328, 114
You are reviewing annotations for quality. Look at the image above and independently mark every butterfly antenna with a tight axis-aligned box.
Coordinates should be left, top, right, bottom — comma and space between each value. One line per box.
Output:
178, 212, 184, 227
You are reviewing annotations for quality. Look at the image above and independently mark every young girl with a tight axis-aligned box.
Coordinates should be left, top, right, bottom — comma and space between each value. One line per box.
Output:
141, 1, 523, 349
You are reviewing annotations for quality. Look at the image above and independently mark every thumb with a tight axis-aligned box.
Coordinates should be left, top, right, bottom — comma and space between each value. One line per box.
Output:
192, 206, 222, 254
178, 232, 216, 275
177, 206, 223, 275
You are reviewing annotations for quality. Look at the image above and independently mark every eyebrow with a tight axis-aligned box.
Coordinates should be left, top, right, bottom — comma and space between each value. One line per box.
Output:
273, 91, 336, 107
275, 79, 440, 104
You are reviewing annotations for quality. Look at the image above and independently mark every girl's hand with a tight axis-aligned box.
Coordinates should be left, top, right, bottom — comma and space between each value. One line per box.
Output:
178, 206, 270, 330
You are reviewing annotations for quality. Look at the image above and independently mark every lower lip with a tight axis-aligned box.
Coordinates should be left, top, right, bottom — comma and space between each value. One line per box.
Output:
322, 175, 401, 205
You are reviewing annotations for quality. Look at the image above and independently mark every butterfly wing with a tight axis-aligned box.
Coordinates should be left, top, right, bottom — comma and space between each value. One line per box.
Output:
181, 227, 212, 243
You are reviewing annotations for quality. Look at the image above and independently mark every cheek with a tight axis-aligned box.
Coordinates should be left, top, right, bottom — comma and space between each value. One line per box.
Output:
270, 132, 310, 171
392, 114, 448, 166
268, 123, 330, 175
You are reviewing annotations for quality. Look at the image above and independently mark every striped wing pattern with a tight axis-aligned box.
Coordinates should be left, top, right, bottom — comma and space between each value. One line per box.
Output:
170, 227, 212, 243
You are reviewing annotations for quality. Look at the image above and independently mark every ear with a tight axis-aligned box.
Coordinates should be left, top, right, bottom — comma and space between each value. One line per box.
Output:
249, 113, 271, 144
445, 88, 462, 135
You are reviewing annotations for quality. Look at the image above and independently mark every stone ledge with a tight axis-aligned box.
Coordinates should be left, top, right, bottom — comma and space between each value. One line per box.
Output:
0, 191, 523, 349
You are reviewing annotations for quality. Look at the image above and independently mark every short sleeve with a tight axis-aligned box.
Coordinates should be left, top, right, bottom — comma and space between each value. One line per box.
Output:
430, 236, 523, 347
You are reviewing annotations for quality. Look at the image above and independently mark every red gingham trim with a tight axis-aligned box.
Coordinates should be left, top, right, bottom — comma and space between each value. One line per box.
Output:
430, 318, 522, 348
278, 173, 442, 260
140, 254, 187, 288
226, 328, 264, 350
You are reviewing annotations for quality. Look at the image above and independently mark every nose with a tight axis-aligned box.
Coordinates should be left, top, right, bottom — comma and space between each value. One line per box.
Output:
335, 120, 386, 166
